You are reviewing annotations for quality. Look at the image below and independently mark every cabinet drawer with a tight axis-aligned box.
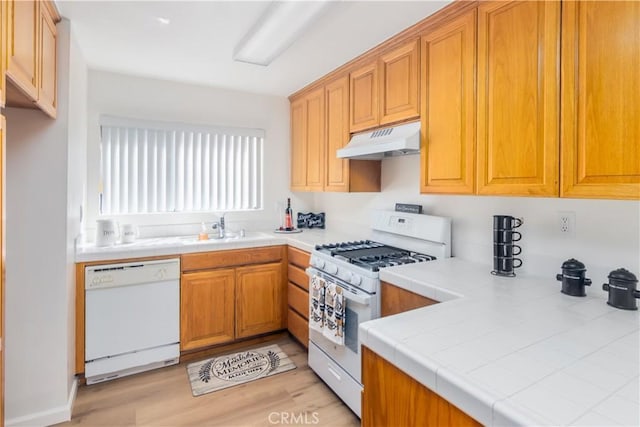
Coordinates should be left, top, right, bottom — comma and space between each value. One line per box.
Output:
182, 246, 284, 272
288, 264, 309, 291
288, 282, 308, 319
288, 247, 310, 269
287, 308, 309, 348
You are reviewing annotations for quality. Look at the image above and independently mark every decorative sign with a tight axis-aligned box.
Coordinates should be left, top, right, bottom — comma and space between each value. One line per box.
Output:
297, 212, 325, 229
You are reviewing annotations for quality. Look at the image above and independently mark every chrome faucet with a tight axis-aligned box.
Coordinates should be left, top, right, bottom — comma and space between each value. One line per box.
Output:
212, 213, 226, 238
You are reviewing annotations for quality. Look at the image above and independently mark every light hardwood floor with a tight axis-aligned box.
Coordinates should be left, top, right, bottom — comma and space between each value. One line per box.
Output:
57, 336, 360, 427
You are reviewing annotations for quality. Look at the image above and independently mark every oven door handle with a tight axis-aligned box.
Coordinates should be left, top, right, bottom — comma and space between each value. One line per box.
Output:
307, 267, 372, 306
341, 289, 372, 306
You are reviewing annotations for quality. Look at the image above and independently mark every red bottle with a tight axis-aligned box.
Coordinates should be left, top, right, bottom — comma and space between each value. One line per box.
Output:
284, 198, 294, 231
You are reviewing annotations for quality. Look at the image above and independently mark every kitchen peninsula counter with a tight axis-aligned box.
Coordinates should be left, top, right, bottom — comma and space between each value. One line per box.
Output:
361, 257, 639, 426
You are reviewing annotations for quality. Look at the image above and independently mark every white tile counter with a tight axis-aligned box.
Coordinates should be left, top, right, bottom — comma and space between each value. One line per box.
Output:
360, 258, 640, 426
75, 228, 361, 262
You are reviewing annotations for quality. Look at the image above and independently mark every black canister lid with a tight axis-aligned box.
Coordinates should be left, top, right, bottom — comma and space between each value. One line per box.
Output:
561, 258, 586, 271
608, 268, 638, 283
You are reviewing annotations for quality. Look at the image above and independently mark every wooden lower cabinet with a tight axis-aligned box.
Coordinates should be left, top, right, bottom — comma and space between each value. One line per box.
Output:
236, 262, 286, 338
180, 268, 236, 351
381, 281, 438, 317
362, 346, 481, 427
287, 247, 310, 347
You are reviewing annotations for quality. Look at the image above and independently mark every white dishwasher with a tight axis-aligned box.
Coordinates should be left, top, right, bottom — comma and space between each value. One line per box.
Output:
85, 258, 180, 385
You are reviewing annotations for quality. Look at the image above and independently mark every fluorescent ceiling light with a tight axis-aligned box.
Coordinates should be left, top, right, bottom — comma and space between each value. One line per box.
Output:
234, 1, 331, 66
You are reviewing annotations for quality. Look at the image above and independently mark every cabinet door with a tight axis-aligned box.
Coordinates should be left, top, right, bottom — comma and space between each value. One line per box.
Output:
305, 87, 325, 191
290, 97, 307, 191
236, 262, 285, 339
325, 76, 350, 191
379, 39, 420, 125
0, 1, 8, 107
362, 347, 481, 427
477, 1, 560, 196
290, 88, 324, 192
37, 2, 56, 118
6, 0, 38, 100
180, 269, 235, 351
421, 10, 476, 194
350, 62, 379, 132
561, 1, 640, 200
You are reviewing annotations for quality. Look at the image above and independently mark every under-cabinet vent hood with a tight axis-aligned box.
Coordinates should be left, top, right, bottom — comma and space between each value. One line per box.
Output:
337, 121, 420, 160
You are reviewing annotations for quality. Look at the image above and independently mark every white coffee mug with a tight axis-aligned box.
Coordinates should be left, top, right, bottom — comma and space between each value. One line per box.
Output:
95, 219, 119, 246
121, 224, 138, 243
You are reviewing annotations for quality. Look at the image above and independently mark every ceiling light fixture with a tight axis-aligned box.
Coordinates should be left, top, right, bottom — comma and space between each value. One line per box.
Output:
156, 17, 171, 25
233, 0, 331, 66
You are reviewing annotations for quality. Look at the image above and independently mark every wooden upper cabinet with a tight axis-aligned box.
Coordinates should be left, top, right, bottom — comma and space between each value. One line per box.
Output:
6, 0, 38, 100
290, 79, 381, 193
325, 76, 351, 191
560, 1, 640, 200
180, 269, 236, 351
290, 88, 325, 191
235, 262, 285, 339
37, 1, 57, 118
350, 39, 420, 133
350, 62, 379, 132
6, 0, 58, 117
305, 88, 325, 191
379, 39, 420, 126
421, 9, 476, 194
476, 1, 560, 196
290, 98, 307, 191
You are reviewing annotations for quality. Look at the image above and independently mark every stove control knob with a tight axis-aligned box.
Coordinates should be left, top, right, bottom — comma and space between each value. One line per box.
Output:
312, 258, 325, 269
325, 262, 338, 275
350, 274, 362, 286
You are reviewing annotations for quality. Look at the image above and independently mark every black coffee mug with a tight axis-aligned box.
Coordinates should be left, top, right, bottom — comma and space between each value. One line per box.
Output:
493, 230, 522, 243
493, 215, 523, 230
493, 256, 523, 272
493, 243, 522, 257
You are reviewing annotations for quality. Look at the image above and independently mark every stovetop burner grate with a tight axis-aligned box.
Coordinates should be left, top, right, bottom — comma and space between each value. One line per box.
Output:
315, 240, 436, 272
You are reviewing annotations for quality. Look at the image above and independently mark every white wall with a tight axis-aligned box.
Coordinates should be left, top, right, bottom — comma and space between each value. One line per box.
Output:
5, 20, 86, 426
84, 70, 314, 239
312, 155, 640, 282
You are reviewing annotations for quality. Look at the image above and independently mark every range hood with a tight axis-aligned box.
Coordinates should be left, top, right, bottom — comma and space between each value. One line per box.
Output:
337, 121, 420, 160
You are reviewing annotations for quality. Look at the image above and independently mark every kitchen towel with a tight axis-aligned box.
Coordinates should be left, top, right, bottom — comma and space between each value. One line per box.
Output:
309, 274, 326, 332
323, 282, 346, 346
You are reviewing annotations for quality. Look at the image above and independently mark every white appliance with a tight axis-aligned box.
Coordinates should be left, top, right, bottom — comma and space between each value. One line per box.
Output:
307, 210, 451, 417
85, 258, 180, 384
336, 121, 420, 160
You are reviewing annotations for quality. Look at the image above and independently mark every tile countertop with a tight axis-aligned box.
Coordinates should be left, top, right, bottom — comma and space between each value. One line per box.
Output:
360, 257, 640, 426
75, 228, 361, 263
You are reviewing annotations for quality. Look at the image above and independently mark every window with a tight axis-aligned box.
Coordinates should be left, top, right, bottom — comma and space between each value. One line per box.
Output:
99, 116, 263, 215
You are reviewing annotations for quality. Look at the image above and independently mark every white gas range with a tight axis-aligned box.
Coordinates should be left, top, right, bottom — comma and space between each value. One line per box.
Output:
306, 210, 451, 417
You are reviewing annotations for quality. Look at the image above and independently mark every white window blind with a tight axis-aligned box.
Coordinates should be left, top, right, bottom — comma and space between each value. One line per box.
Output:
99, 116, 263, 215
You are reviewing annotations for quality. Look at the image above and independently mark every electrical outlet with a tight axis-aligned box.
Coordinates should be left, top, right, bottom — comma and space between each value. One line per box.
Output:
558, 211, 575, 236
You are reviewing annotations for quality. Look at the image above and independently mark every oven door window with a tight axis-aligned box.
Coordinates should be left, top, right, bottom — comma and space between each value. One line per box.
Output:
344, 306, 358, 353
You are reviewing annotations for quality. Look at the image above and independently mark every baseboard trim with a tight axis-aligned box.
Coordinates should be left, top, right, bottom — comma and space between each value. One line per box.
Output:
6, 379, 77, 427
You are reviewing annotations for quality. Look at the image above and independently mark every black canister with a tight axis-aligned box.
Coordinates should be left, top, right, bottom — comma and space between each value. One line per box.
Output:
602, 269, 640, 310
556, 258, 592, 297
